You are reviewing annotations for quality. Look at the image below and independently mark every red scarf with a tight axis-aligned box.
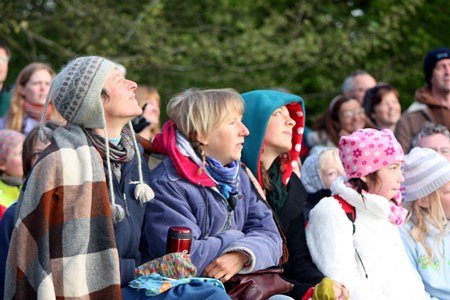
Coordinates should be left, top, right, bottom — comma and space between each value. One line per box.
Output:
22, 101, 52, 121
152, 121, 215, 187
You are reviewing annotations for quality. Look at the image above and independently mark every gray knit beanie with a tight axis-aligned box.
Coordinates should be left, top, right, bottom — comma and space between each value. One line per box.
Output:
403, 147, 450, 202
301, 147, 327, 193
51, 56, 115, 128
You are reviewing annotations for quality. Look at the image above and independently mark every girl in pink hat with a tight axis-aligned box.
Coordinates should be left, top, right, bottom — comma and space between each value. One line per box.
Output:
306, 128, 428, 300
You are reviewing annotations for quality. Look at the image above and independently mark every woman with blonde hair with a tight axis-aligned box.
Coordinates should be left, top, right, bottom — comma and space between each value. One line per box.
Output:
401, 147, 450, 298
141, 88, 284, 298
0, 62, 55, 134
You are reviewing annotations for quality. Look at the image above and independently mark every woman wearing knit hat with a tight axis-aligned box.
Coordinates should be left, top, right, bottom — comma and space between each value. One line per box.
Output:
400, 147, 450, 299
0, 129, 25, 219
306, 128, 428, 300
241, 90, 348, 300
4, 56, 158, 299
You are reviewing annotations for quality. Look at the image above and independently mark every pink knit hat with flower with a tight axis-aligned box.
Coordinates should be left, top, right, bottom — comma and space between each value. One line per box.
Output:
338, 128, 404, 179
0, 129, 25, 166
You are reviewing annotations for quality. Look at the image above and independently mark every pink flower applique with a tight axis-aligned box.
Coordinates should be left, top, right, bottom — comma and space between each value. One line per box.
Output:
353, 148, 362, 158
385, 147, 395, 155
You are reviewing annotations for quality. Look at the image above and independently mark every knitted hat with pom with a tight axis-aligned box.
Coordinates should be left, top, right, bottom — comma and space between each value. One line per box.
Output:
403, 147, 450, 202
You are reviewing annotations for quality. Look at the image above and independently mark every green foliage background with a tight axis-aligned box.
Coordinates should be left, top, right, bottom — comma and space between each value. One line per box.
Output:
1, 0, 449, 124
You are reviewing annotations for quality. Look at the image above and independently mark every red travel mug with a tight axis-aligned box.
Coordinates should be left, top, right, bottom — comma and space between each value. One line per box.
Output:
166, 226, 192, 254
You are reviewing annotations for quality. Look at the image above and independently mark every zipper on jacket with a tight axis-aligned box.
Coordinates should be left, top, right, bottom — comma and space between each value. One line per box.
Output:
123, 193, 131, 216
110, 165, 134, 256
216, 190, 238, 232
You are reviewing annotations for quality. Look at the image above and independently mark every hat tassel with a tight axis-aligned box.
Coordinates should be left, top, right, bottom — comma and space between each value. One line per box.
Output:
128, 121, 155, 205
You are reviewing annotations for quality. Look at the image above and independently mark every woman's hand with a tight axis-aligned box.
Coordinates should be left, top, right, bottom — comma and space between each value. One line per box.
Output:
202, 251, 249, 282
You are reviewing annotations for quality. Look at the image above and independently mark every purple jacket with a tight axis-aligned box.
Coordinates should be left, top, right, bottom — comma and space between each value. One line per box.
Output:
140, 157, 282, 275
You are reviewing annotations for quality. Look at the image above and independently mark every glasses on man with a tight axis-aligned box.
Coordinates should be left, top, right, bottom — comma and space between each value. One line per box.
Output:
0, 56, 10, 64
340, 107, 365, 121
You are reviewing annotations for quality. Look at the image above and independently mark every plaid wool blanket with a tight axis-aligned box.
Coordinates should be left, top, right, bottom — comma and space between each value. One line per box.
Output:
4, 124, 122, 299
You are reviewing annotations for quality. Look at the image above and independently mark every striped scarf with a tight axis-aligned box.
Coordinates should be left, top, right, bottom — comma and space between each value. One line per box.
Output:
205, 157, 240, 199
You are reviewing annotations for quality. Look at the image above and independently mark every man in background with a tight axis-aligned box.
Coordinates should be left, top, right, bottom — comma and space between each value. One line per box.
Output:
395, 47, 450, 152
342, 70, 377, 103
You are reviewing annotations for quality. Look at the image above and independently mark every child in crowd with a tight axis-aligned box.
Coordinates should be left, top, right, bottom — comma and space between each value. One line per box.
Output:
306, 128, 428, 299
0, 129, 25, 219
400, 147, 450, 298
241, 90, 348, 299
301, 147, 345, 220
141, 89, 283, 295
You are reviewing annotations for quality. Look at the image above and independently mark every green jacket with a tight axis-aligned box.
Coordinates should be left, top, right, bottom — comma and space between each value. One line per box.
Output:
0, 179, 20, 209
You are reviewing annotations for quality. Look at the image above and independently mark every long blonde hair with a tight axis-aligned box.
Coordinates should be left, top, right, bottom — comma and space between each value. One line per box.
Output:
5, 62, 55, 132
406, 191, 447, 260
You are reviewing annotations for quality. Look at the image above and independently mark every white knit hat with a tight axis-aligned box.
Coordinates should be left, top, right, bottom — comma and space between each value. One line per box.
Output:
403, 147, 450, 202
301, 147, 328, 193
39, 56, 154, 222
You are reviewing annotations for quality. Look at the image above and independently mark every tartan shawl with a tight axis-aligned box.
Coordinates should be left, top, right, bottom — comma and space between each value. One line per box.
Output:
4, 124, 121, 299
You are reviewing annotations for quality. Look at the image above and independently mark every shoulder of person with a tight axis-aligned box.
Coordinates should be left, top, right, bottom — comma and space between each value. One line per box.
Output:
406, 101, 430, 114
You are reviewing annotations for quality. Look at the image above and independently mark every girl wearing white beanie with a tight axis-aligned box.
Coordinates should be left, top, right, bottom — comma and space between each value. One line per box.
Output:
400, 147, 450, 299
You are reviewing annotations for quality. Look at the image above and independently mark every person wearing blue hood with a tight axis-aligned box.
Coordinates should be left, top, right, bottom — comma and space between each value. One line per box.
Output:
241, 90, 349, 300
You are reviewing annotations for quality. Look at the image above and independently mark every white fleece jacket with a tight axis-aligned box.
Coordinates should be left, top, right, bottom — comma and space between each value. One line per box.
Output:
306, 179, 428, 300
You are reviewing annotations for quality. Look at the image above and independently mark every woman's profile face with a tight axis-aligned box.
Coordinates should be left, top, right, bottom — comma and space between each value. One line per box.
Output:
263, 106, 295, 157
365, 162, 404, 200
198, 109, 249, 166
101, 69, 142, 122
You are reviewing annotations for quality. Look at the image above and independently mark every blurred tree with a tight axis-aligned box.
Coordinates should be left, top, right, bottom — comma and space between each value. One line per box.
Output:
0, 0, 448, 123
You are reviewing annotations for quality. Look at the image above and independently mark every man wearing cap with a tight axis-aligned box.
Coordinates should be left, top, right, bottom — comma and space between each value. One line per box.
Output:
395, 47, 450, 152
